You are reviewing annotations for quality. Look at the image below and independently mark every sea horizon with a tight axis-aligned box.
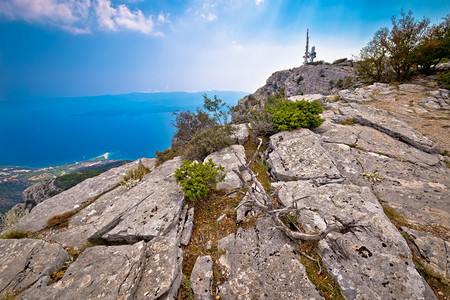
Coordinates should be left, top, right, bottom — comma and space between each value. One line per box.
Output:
0, 91, 248, 169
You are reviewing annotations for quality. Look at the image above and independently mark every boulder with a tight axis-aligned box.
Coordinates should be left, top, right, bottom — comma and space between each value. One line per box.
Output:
230, 124, 250, 145
217, 217, 324, 300
267, 129, 342, 182
191, 255, 213, 300
273, 181, 437, 300
289, 93, 325, 103
21, 242, 147, 300
0, 239, 69, 298
204, 145, 248, 190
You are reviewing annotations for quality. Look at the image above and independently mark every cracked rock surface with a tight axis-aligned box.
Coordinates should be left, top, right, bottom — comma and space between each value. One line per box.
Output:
217, 218, 324, 300
0, 239, 69, 298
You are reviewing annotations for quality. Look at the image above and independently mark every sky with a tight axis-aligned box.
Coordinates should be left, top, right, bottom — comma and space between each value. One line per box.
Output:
0, 0, 449, 99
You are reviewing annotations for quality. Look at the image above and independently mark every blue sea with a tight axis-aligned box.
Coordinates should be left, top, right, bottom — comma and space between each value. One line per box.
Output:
0, 91, 248, 168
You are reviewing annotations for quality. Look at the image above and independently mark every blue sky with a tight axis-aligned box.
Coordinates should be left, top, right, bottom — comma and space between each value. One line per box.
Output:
0, 0, 448, 99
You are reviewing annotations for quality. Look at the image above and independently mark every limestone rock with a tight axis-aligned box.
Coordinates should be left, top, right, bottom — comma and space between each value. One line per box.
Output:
102, 157, 185, 243
0, 239, 69, 298
399, 83, 429, 93
191, 255, 213, 300
267, 129, 341, 182
217, 217, 323, 300
289, 93, 325, 103
45, 157, 184, 247
339, 88, 373, 103
204, 145, 248, 190
180, 207, 194, 246
273, 181, 437, 300
318, 122, 440, 166
401, 227, 450, 278
134, 236, 183, 299
11, 160, 142, 233
337, 103, 441, 154
230, 124, 250, 145
21, 242, 147, 300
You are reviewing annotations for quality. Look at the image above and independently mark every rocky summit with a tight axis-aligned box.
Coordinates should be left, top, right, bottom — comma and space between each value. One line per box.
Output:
0, 65, 449, 299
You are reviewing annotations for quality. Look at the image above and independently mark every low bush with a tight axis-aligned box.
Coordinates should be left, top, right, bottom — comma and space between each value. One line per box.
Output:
174, 159, 225, 202
0, 209, 28, 232
267, 99, 325, 132
54, 170, 105, 190
120, 163, 151, 190
183, 126, 234, 161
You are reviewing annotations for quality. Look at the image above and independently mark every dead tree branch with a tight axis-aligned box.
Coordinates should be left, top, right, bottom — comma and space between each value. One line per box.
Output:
232, 141, 363, 242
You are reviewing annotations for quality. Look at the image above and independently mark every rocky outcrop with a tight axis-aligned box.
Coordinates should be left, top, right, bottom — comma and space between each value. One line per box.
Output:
0, 239, 69, 298
21, 242, 147, 300
204, 145, 248, 190
217, 217, 324, 299
267, 129, 342, 183
273, 181, 436, 300
232, 64, 360, 121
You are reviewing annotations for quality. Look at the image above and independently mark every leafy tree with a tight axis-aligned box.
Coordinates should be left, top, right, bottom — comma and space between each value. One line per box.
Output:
380, 10, 429, 81
411, 15, 450, 75
202, 94, 231, 125
171, 109, 216, 149
357, 28, 389, 82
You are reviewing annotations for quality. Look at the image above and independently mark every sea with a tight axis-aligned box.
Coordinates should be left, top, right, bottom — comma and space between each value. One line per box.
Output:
0, 91, 248, 168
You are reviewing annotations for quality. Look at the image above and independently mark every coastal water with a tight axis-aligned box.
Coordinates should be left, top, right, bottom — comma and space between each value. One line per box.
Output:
0, 91, 247, 168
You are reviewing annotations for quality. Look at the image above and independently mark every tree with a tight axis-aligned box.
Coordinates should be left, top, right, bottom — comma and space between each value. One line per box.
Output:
202, 94, 231, 125
380, 10, 429, 81
411, 14, 450, 75
357, 28, 389, 82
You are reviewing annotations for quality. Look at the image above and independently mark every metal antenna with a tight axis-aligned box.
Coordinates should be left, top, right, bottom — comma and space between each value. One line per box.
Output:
303, 29, 310, 65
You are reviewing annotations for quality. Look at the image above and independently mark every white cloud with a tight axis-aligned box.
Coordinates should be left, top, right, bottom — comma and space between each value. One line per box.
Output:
201, 13, 217, 21
255, 0, 264, 6
0, 0, 165, 35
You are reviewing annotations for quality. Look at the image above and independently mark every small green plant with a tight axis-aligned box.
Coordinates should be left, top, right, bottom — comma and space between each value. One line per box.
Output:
340, 117, 355, 125
120, 163, 151, 190
437, 72, 450, 89
174, 159, 225, 202
0, 230, 30, 239
361, 171, 384, 182
296, 75, 304, 84
184, 126, 234, 161
266, 99, 325, 132
0, 209, 28, 232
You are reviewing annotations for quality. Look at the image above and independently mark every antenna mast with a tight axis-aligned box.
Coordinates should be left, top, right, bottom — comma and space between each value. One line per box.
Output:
303, 29, 316, 64
303, 29, 310, 64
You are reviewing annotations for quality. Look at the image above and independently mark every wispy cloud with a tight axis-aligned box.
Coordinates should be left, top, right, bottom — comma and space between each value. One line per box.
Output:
255, 0, 264, 6
0, 0, 165, 35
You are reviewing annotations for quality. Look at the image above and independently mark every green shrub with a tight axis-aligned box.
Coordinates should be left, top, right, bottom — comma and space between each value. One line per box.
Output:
155, 148, 177, 166
267, 100, 325, 132
437, 72, 450, 89
120, 163, 151, 190
183, 126, 234, 161
174, 159, 225, 202
296, 75, 304, 84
